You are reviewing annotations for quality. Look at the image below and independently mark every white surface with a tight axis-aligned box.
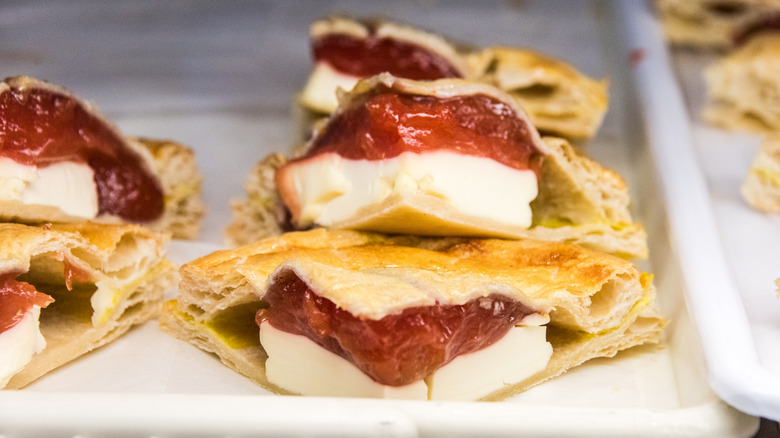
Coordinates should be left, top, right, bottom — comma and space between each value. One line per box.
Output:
0, 0, 761, 436
618, 0, 780, 422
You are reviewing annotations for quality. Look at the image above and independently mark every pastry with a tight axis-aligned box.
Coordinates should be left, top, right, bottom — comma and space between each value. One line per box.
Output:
0, 222, 176, 389
0, 76, 205, 239
160, 229, 665, 401
703, 33, 780, 132
229, 74, 646, 259
466, 47, 609, 138
657, 0, 780, 49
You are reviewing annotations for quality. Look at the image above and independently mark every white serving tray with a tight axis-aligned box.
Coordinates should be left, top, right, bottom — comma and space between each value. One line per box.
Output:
635, 1, 780, 421
0, 1, 761, 436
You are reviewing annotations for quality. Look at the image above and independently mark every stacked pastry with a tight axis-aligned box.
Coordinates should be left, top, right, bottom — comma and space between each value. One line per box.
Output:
227, 17, 635, 256
162, 19, 665, 402
0, 76, 204, 388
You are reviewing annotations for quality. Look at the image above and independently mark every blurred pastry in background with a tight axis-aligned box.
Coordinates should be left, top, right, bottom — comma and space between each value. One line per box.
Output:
0, 76, 205, 239
657, 0, 780, 50
161, 229, 665, 401
703, 33, 780, 132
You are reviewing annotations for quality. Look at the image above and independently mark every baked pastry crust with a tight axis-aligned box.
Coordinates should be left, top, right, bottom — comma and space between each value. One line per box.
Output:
657, 0, 780, 49
1, 221, 176, 389
0, 76, 205, 239
704, 33, 780, 132
228, 76, 646, 258
160, 229, 665, 399
467, 47, 609, 139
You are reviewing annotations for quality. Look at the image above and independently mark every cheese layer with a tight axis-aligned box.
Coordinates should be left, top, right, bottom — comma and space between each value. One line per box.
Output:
282, 151, 538, 230
300, 62, 360, 114
0, 157, 98, 218
0, 306, 46, 387
260, 321, 551, 401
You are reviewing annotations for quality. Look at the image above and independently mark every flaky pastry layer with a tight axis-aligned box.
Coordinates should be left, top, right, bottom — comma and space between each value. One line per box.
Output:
1, 222, 176, 389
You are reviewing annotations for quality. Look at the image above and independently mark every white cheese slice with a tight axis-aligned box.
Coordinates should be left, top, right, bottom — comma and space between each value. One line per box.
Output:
259, 321, 551, 401
300, 62, 360, 114
0, 306, 46, 388
260, 321, 428, 399
428, 325, 552, 401
284, 150, 538, 229
0, 157, 99, 218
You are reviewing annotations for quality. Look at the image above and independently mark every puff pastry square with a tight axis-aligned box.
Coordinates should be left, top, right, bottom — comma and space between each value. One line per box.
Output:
160, 229, 665, 400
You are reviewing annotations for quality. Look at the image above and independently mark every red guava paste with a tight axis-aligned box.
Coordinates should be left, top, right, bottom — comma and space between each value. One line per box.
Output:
313, 27, 463, 80
256, 268, 537, 386
295, 88, 543, 175
0, 273, 53, 335
0, 83, 164, 222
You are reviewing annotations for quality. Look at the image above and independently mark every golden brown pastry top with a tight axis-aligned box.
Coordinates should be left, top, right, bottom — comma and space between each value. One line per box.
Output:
180, 229, 651, 333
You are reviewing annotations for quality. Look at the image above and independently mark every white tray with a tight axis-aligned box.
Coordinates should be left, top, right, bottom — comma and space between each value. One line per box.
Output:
639, 3, 780, 422
0, 1, 761, 436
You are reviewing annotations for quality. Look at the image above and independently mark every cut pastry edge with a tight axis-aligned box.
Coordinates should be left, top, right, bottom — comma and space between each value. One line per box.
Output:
0, 222, 177, 389
466, 46, 609, 139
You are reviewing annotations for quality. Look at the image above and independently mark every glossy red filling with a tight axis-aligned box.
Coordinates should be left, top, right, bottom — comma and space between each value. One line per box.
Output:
0, 273, 53, 335
313, 30, 463, 80
256, 269, 537, 386
296, 88, 543, 175
0, 84, 164, 222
